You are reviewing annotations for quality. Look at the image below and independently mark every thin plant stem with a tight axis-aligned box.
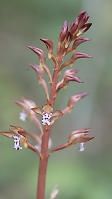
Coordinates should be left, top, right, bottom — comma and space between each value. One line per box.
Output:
37, 62, 59, 199
37, 127, 51, 199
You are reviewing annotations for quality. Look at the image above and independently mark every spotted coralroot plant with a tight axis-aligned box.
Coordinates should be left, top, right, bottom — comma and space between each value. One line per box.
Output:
0, 11, 94, 199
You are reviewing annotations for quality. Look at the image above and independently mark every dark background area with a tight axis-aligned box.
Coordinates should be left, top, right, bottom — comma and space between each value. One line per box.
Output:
0, 0, 112, 198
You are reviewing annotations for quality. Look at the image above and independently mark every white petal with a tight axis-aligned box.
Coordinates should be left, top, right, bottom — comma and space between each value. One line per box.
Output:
79, 142, 85, 151
19, 110, 27, 121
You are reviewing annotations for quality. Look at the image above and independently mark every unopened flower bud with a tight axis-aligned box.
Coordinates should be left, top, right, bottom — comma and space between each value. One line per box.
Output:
72, 37, 91, 51
68, 18, 78, 36
77, 11, 89, 28
76, 23, 92, 37
59, 20, 68, 42
67, 92, 88, 109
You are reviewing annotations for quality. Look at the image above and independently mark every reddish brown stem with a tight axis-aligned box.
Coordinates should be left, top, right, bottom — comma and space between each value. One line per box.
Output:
49, 61, 60, 107
37, 61, 62, 199
37, 127, 50, 199
49, 143, 69, 155
37, 157, 48, 199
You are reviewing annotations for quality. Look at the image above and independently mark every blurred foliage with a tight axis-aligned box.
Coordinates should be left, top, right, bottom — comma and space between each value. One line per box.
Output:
0, 0, 112, 198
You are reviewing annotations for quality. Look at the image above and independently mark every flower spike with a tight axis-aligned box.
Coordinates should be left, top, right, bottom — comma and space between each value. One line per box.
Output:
0, 11, 94, 198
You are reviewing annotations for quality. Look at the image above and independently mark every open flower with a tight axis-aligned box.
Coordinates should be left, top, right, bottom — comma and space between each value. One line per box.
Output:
13, 97, 43, 134
32, 104, 63, 126
68, 128, 94, 145
0, 125, 28, 151
49, 128, 94, 155
13, 96, 37, 118
0, 125, 42, 155
68, 128, 94, 151
32, 92, 87, 126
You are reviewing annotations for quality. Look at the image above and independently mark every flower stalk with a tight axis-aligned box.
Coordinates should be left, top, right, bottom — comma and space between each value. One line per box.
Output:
37, 126, 50, 199
0, 11, 94, 199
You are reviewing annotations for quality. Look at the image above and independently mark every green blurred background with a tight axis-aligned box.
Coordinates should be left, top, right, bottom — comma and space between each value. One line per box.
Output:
0, 0, 112, 198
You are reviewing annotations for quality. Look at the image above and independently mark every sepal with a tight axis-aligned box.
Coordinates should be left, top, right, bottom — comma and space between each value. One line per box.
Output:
29, 64, 50, 101
27, 46, 45, 66
59, 20, 68, 42
13, 97, 36, 118
40, 38, 53, 59
71, 37, 91, 51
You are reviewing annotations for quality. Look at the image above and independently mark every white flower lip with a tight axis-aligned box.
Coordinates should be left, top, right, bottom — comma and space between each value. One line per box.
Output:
19, 110, 27, 121
79, 142, 85, 152
12, 135, 23, 151
42, 112, 52, 126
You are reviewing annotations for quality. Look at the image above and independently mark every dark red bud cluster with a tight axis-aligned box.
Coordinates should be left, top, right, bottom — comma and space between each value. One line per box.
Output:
57, 10, 92, 58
